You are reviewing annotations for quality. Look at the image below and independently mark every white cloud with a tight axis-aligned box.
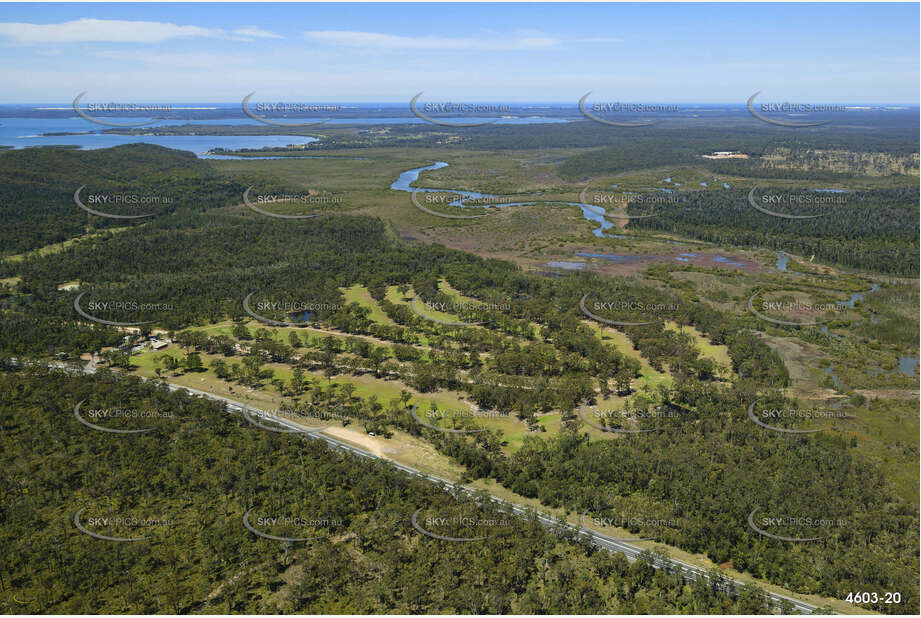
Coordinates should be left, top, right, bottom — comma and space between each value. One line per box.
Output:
0, 18, 284, 45
232, 26, 284, 40
303, 30, 558, 51
0, 18, 218, 44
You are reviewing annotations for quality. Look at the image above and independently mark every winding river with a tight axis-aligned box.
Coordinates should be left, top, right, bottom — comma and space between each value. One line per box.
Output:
390, 162, 617, 237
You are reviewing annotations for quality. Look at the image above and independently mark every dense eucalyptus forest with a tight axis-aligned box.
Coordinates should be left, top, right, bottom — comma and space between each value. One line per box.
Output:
627, 187, 918, 276
1, 368, 780, 614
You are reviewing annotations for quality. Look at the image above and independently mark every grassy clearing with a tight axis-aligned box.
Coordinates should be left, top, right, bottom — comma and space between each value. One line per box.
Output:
341, 283, 395, 325
582, 319, 672, 391
436, 279, 478, 303
385, 284, 466, 325
191, 318, 411, 353
132, 350, 472, 483
435, 279, 548, 343
664, 321, 731, 369
129, 345, 469, 415
132, 320, 619, 458
3, 226, 133, 263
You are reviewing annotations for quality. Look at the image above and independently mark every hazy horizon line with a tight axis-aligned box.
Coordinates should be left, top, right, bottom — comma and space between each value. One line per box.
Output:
3, 101, 919, 107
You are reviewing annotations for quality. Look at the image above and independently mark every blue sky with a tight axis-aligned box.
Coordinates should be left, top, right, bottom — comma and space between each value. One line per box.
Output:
0, 2, 917, 103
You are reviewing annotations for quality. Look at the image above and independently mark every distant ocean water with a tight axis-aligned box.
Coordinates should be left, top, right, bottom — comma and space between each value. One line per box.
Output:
0, 117, 320, 156
0, 115, 568, 155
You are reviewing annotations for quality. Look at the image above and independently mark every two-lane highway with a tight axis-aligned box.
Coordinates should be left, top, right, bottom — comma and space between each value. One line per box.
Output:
202, 385, 822, 614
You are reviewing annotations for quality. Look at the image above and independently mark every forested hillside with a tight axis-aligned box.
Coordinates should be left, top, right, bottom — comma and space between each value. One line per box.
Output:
0, 144, 265, 256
